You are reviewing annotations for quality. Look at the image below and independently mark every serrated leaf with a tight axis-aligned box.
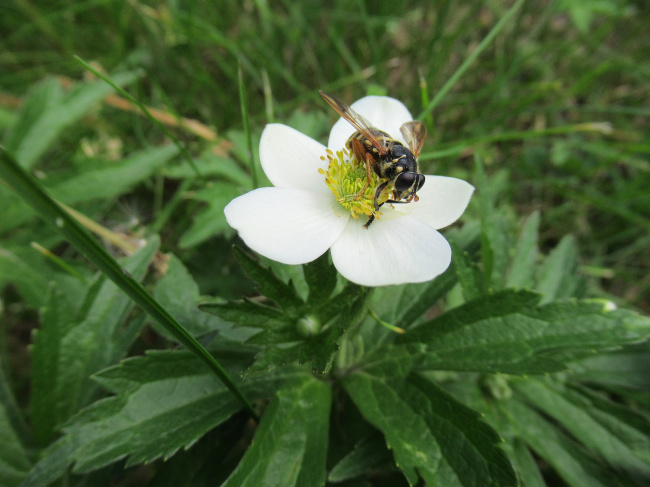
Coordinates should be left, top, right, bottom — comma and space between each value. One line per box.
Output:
536, 235, 585, 303
327, 432, 393, 483
399, 290, 650, 374
22, 349, 306, 484
475, 158, 513, 290
344, 372, 517, 486
47, 145, 179, 205
5, 71, 141, 170
513, 378, 650, 483
147, 420, 248, 487
20, 435, 76, 487
500, 398, 621, 487
154, 255, 230, 339
31, 283, 77, 444
201, 299, 289, 331
233, 247, 303, 312
303, 252, 337, 304
297, 326, 341, 374
506, 211, 540, 289
450, 239, 483, 301
0, 403, 31, 487
243, 346, 301, 377
407, 374, 517, 486
221, 377, 331, 487
55, 237, 159, 419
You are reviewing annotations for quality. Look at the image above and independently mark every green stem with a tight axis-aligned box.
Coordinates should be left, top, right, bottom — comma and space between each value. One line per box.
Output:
0, 147, 259, 422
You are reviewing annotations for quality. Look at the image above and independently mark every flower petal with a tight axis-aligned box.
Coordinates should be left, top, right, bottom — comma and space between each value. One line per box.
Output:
330, 215, 451, 286
394, 176, 474, 229
328, 96, 414, 150
260, 124, 330, 194
224, 187, 349, 265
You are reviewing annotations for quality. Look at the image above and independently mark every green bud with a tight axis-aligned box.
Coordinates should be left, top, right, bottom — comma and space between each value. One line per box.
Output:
296, 315, 321, 338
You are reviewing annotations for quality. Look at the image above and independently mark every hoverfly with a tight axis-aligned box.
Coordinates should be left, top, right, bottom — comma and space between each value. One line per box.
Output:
320, 91, 426, 228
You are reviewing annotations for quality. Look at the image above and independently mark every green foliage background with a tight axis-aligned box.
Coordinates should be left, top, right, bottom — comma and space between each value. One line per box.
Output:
1, 1, 649, 486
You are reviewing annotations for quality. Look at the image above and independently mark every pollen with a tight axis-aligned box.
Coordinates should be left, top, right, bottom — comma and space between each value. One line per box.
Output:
320, 148, 391, 220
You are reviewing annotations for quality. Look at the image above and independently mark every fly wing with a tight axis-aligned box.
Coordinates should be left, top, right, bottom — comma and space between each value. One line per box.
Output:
400, 121, 427, 159
320, 91, 388, 155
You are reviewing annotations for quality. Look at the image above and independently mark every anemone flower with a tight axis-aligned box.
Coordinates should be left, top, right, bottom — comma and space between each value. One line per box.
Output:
224, 95, 474, 286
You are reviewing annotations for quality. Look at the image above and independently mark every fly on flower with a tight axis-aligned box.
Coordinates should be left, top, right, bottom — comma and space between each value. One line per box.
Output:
224, 92, 474, 286
320, 91, 426, 228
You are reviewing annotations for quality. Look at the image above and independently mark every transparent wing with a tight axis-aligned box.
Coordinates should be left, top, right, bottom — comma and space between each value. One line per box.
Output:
400, 121, 427, 159
320, 91, 388, 155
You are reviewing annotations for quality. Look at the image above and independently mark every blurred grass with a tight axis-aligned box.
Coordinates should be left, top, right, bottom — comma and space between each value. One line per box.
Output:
0, 0, 648, 310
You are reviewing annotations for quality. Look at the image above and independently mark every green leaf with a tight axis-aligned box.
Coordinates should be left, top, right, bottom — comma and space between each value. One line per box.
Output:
233, 246, 303, 312
475, 157, 513, 290
221, 377, 331, 487
500, 398, 621, 487
0, 245, 49, 307
4, 71, 141, 169
0, 403, 31, 487
154, 255, 231, 339
2, 78, 62, 158
303, 252, 337, 304
399, 290, 650, 374
327, 432, 393, 483
506, 211, 540, 289
513, 378, 650, 482
344, 372, 517, 486
30, 283, 77, 444
384, 265, 457, 330
567, 343, 650, 390
536, 235, 585, 303
22, 349, 304, 485
147, 420, 249, 487
201, 299, 290, 333
47, 145, 179, 205
450, 239, 484, 301
506, 438, 546, 487
163, 151, 251, 186
178, 182, 241, 248
52, 238, 158, 420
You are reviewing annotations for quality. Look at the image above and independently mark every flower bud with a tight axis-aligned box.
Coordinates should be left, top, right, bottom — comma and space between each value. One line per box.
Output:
296, 315, 321, 338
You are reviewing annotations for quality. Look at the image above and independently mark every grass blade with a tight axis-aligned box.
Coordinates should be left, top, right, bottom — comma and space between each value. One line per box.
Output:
0, 146, 258, 421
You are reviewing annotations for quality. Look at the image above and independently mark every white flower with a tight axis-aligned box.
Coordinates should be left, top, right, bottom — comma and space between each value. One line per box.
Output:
224, 95, 474, 286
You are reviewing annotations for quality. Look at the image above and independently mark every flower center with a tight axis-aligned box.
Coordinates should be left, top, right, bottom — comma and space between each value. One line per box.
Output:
319, 148, 391, 220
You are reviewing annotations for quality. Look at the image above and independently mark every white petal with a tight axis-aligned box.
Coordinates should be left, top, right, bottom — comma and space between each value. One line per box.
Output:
328, 96, 414, 150
394, 176, 474, 229
330, 215, 451, 286
260, 124, 330, 194
225, 187, 349, 265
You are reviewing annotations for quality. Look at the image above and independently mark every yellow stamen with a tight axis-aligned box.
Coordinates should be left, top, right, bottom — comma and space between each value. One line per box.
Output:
320, 148, 391, 220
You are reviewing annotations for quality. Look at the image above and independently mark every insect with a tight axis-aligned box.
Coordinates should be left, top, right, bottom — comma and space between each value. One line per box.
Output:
320, 91, 426, 228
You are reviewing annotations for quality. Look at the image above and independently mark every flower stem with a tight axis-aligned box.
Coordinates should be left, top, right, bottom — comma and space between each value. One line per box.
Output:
368, 308, 405, 334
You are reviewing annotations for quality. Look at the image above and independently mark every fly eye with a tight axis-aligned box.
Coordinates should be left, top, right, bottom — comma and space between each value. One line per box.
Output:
417, 174, 426, 191
395, 172, 415, 192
